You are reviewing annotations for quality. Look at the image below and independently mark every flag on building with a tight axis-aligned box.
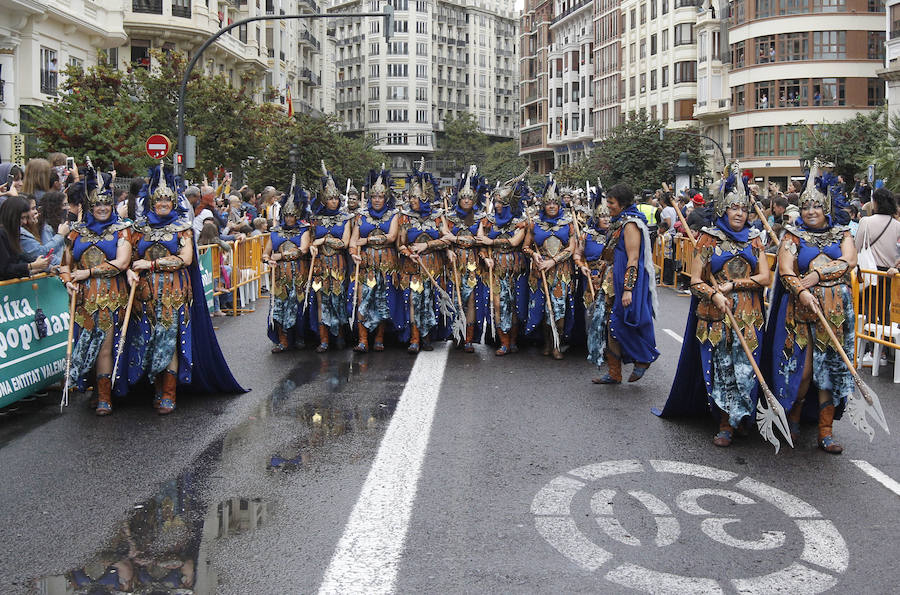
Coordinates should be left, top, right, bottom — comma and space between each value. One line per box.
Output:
286, 84, 294, 118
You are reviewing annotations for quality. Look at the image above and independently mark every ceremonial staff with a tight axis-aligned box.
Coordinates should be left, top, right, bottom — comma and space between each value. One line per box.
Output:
580, 180, 596, 301
111, 280, 138, 384
60, 155, 88, 410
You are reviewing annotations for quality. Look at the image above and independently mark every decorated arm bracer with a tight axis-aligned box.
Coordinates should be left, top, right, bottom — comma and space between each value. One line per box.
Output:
781, 274, 804, 297
522, 245, 535, 258
153, 255, 185, 272
90, 262, 123, 278
552, 247, 572, 264
811, 258, 849, 282
690, 281, 717, 300
623, 265, 638, 291
327, 237, 345, 249
732, 278, 764, 291
492, 237, 511, 251
425, 238, 446, 251
368, 235, 388, 247
59, 270, 73, 285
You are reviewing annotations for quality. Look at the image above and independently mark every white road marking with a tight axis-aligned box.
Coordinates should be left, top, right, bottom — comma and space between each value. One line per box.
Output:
700, 518, 785, 550
606, 563, 724, 594
797, 520, 849, 573
730, 562, 838, 594
735, 476, 822, 518
850, 459, 900, 497
568, 459, 643, 481
531, 475, 584, 516
649, 460, 737, 482
318, 346, 449, 595
652, 517, 680, 547
596, 517, 641, 546
663, 328, 684, 344
628, 490, 673, 515
675, 488, 755, 516
534, 517, 612, 571
590, 488, 617, 516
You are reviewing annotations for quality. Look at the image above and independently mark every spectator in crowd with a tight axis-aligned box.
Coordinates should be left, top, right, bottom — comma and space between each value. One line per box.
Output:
686, 193, 707, 232
198, 219, 234, 315
183, 185, 200, 223
658, 192, 678, 231
855, 188, 900, 359
22, 158, 56, 200
0, 163, 24, 202
47, 152, 68, 186
0, 196, 50, 279
846, 204, 860, 237
116, 179, 143, 220
769, 196, 788, 226
249, 217, 267, 237
21, 191, 68, 266
64, 183, 83, 222
240, 187, 258, 219
192, 185, 216, 238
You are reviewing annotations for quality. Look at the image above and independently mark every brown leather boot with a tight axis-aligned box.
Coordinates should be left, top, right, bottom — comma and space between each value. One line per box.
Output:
593, 351, 622, 384
158, 371, 177, 415
552, 320, 564, 360
713, 411, 734, 447
818, 403, 843, 454
374, 323, 386, 351
315, 324, 329, 353
495, 330, 510, 356
354, 323, 369, 353
95, 374, 112, 416
464, 323, 475, 353
408, 324, 421, 354
272, 327, 289, 353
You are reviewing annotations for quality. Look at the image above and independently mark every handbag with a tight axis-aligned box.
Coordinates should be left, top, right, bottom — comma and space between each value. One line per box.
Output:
857, 221, 888, 289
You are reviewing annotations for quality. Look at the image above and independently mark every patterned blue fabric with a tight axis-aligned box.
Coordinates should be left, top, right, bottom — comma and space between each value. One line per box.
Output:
703, 331, 758, 428
358, 273, 396, 331
409, 280, 438, 336
127, 273, 191, 383
585, 298, 608, 367
318, 291, 349, 332
525, 278, 574, 334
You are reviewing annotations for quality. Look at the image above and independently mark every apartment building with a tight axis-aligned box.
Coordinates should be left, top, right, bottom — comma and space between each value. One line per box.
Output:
547, 0, 595, 167
327, 0, 518, 177
592, 0, 623, 142
693, 0, 729, 174
520, 0, 555, 173
0, 0, 126, 163
728, 0, 885, 187
879, 0, 900, 120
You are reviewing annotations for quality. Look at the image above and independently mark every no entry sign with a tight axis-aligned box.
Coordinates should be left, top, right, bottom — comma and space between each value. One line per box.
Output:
146, 134, 172, 159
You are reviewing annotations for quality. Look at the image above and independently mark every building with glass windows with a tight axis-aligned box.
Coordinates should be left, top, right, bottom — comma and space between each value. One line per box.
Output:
879, 0, 900, 120
727, 0, 885, 187
520, 0, 556, 174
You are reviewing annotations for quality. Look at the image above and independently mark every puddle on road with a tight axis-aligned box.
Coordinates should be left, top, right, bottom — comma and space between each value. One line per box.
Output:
33, 351, 411, 594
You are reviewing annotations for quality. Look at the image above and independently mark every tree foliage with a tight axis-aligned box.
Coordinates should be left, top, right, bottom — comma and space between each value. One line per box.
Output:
480, 140, 528, 184
798, 108, 886, 183
866, 112, 900, 192
590, 110, 706, 192
436, 113, 488, 169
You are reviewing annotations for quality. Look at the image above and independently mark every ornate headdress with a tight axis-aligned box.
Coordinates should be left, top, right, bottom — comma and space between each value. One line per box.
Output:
83, 156, 113, 208
591, 178, 609, 219
539, 173, 561, 206
713, 161, 751, 218
148, 160, 177, 208
366, 163, 390, 196
491, 167, 529, 210
347, 179, 359, 196
406, 159, 425, 201
320, 160, 340, 202
799, 158, 835, 216
281, 174, 307, 219
456, 165, 478, 201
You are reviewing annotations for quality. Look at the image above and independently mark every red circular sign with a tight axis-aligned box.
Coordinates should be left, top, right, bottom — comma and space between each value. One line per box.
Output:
146, 134, 172, 159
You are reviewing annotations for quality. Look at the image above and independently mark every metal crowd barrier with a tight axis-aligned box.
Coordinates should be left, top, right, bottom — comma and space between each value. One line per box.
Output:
853, 268, 900, 383
198, 233, 271, 317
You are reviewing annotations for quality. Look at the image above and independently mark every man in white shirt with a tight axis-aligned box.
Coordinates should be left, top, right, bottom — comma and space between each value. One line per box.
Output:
192, 185, 215, 239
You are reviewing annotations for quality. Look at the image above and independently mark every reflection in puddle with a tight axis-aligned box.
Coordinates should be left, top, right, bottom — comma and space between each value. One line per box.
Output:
269, 398, 399, 471
214, 497, 274, 539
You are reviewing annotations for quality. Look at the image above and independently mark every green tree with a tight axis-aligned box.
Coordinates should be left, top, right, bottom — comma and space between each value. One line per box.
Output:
552, 157, 594, 189
798, 108, 887, 183
591, 110, 706, 192
866, 112, 900, 192
480, 140, 528, 184
436, 113, 488, 170
25, 60, 150, 173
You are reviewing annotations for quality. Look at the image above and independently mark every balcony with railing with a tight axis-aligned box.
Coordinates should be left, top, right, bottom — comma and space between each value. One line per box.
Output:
133, 0, 162, 13
300, 68, 320, 86
0, 79, 5, 103
551, 0, 591, 24
40, 70, 57, 96
299, 29, 321, 50
298, 0, 319, 13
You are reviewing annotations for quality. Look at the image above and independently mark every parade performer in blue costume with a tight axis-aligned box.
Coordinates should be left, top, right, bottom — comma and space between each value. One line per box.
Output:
349, 165, 403, 353
525, 176, 576, 360
480, 169, 530, 356
763, 159, 856, 454
398, 160, 448, 353
59, 165, 132, 415
575, 183, 612, 370
593, 183, 659, 384
441, 165, 490, 353
263, 180, 312, 353
656, 167, 770, 446
309, 162, 352, 352
127, 164, 244, 414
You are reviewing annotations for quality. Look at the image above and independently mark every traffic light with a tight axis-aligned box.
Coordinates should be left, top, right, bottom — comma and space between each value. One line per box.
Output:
383, 4, 394, 42
176, 152, 183, 165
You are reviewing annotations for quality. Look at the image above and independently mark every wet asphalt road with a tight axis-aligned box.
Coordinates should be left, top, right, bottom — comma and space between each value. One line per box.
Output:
2, 288, 899, 594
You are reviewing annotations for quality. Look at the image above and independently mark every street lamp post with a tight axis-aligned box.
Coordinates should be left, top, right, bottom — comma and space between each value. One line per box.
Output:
176, 5, 394, 175
658, 127, 727, 176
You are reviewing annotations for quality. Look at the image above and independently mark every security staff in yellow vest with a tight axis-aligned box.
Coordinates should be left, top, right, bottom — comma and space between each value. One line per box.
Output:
636, 190, 659, 245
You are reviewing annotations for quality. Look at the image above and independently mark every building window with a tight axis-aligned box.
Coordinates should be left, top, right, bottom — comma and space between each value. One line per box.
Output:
370, 42, 380, 55
732, 41, 745, 67
779, 125, 801, 154
68, 56, 84, 71
640, 3, 647, 23
651, 69, 657, 90
754, 126, 776, 156
673, 23, 693, 46
630, 42, 636, 63
416, 21, 427, 33
630, 8, 636, 28
868, 31, 886, 60
387, 85, 408, 99
868, 79, 885, 105
416, 109, 428, 122
390, 0, 408, 9
651, 0, 657, 18
388, 41, 408, 55
639, 73, 646, 92
393, 20, 408, 33
416, 42, 428, 56
779, 32, 808, 61
416, 133, 429, 145
781, 0, 806, 14
386, 133, 408, 145
868, 0, 885, 10
812, 77, 845, 105
386, 63, 408, 77
370, 64, 380, 78
172, 0, 191, 17
370, 20, 380, 33
629, 75, 636, 96
102, 47, 119, 69
133, 0, 163, 14
674, 61, 696, 83
416, 0, 426, 11
387, 109, 408, 122
369, 109, 380, 122
755, 35, 775, 63
416, 64, 427, 78
812, 0, 845, 11
640, 40, 646, 59
661, 65, 669, 87
755, 80, 773, 108
131, 39, 151, 69
756, 0, 775, 18
732, 84, 746, 112
416, 86, 427, 100
813, 31, 846, 59
651, 34, 657, 55
730, 0, 744, 23
778, 79, 807, 106
661, 30, 668, 51
733, 129, 745, 157
662, 102, 668, 121
661, 0, 668, 14
369, 86, 380, 99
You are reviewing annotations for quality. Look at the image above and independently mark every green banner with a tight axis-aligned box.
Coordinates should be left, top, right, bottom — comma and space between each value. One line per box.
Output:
199, 249, 215, 311
0, 275, 71, 408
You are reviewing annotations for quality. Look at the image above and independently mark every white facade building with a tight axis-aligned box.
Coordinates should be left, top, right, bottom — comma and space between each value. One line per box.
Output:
880, 0, 900, 120
692, 0, 729, 175
547, 0, 594, 167
0, 0, 126, 163
328, 0, 518, 177
620, 0, 699, 127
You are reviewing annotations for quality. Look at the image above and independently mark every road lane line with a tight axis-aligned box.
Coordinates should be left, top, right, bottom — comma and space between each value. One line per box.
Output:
851, 459, 900, 497
663, 328, 683, 344
318, 345, 449, 595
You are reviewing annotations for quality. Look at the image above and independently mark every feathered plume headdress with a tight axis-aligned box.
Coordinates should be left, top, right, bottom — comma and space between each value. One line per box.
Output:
539, 173, 561, 206
799, 158, 832, 215
491, 167, 529, 214
148, 160, 177, 208
713, 161, 751, 218
281, 174, 308, 219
